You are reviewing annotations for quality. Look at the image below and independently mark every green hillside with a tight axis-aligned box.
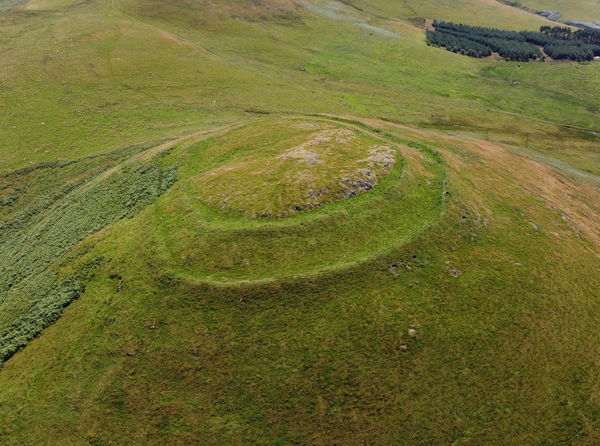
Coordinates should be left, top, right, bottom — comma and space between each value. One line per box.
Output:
505, 0, 600, 21
0, 0, 599, 444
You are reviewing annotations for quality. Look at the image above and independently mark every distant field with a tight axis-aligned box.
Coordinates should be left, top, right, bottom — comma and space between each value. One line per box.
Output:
506, 0, 600, 21
1, 0, 598, 175
349, 0, 554, 28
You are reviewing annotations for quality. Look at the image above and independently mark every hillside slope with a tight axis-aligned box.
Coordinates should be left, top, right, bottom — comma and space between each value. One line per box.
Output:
2, 0, 599, 173
0, 0, 599, 444
1, 115, 599, 444
504, 0, 600, 22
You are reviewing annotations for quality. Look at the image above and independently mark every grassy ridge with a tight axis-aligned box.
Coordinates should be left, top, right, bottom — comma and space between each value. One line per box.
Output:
132, 118, 445, 282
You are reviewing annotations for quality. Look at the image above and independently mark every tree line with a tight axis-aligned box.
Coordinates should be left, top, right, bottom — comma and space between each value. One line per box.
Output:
540, 26, 600, 45
427, 21, 600, 62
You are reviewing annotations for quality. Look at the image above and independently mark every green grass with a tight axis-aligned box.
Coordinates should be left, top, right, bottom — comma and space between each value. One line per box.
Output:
504, 0, 600, 21
1, 117, 599, 445
191, 119, 398, 217
0, 0, 600, 444
135, 117, 445, 282
0, 142, 177, 364
1, 0, 598, 173
349, 0, 555, 28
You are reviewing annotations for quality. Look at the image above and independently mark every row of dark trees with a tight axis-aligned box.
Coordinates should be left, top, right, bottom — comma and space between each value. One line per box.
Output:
539, 26, 573, 40
425, 30, 492, 57
541, 26, 600, 45
428, 21, 542, 61
544, 43, 599, 61
427, 21, 600, 62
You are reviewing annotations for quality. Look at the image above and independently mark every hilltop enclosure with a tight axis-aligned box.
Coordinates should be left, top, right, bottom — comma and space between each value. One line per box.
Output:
1, 0, 600, 444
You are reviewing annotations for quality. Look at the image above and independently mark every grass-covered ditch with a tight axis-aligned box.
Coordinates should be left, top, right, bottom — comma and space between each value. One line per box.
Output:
144, 118, 447, 283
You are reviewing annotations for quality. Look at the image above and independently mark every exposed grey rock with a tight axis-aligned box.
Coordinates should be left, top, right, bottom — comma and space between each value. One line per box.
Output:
537, 10, 561, 21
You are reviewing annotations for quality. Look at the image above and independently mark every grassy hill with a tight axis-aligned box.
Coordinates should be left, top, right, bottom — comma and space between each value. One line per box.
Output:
0, 0, 599, 444
505, 0, 600, 21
